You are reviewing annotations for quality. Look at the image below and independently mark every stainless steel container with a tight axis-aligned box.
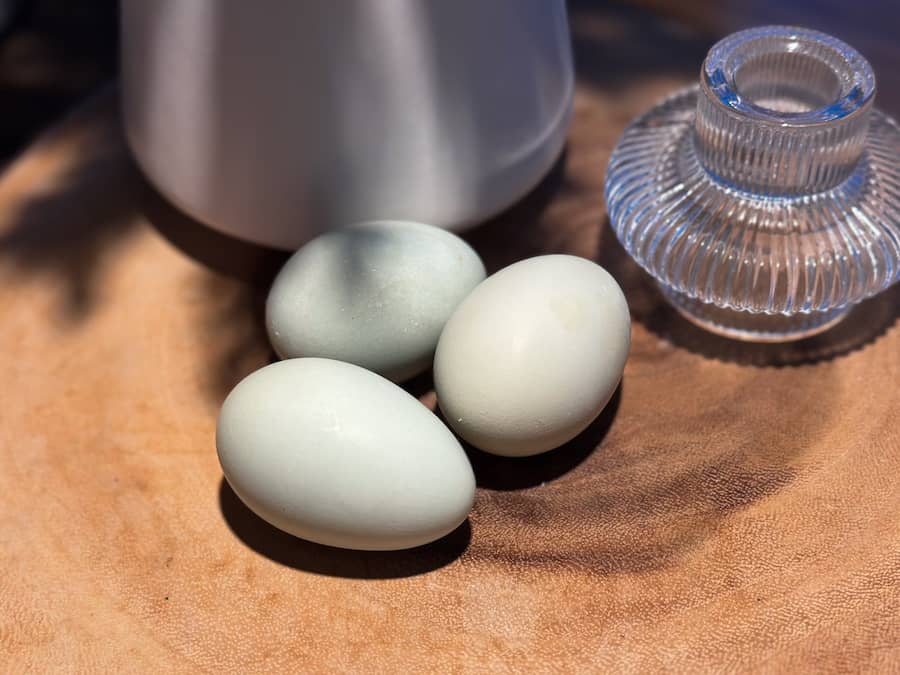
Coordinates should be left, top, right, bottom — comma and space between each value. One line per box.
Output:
121, 0, 574, 249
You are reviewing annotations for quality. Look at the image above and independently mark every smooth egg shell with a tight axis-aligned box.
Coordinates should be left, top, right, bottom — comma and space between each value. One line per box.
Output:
266, 220, 486, 381
434, 255, 630, 457
217, 358, 476, 550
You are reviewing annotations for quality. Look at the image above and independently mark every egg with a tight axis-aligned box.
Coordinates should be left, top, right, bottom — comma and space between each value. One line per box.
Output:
434, 255, 630, 457
266, 220, 486, 381
216, 358, 476, 550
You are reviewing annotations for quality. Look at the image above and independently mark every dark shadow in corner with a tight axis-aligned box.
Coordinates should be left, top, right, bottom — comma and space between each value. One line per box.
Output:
219, 479, 470, 579
567, 0, 712, 93
455, 384, 622, 491
596, 219, 900, 367
400, 367, 436, 402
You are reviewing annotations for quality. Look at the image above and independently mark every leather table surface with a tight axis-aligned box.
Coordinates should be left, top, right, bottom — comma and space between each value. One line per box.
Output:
2, 3, 899, 672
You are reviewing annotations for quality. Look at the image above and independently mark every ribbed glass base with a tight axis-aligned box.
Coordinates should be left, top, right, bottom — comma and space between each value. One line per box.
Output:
660, 285, 849, 342
606, 26, 900, 343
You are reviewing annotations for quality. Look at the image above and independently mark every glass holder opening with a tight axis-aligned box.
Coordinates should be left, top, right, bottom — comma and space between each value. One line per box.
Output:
605, 26, 900, 342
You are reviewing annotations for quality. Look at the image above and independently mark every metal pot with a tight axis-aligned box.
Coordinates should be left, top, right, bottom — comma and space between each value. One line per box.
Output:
121, 0, 573, 249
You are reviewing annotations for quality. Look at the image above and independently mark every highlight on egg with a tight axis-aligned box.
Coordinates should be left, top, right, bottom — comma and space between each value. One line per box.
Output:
434, 254, 630, 457
216, 358, 476, 551
266, 220, 486, 382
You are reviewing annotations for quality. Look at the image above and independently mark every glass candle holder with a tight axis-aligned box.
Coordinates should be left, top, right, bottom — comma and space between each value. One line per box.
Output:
605, 26, 900, 342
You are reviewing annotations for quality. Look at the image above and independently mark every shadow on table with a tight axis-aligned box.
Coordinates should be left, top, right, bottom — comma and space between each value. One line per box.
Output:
465, 446, 798, 575
0, 92, 141, 325
137, 179, 285, 404
139, 177, 288, 287
568, 0, 712, 94
595, 220, 900, 367
454, 385, 622, 491
218, 479, 471, 579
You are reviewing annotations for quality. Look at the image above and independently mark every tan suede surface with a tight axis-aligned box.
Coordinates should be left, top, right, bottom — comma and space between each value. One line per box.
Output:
2, 5, 899, 672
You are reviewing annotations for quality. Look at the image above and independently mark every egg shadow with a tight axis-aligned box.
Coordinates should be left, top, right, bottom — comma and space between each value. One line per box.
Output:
454, 384, 622, 491
218, 479, 471, 579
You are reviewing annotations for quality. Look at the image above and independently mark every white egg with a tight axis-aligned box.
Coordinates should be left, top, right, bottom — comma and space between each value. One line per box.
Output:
266, 220, 486, 382
434, 255, 630, 457
216, 358, 476, 550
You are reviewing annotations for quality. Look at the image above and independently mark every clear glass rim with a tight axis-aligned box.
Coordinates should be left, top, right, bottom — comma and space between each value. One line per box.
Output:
701, 25, 876, 128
